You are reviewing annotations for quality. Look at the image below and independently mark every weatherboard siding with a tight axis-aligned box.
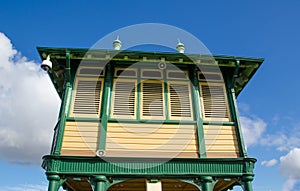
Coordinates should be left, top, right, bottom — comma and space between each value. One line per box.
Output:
61, 121, 100, 156
204, 125, 239, 158
105, 122, 199, 158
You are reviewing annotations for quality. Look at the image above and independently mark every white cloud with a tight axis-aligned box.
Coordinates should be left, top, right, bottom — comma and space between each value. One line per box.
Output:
280, 148, 300, 179
282, 179, 297, 191
260, 132, 300, 152
261, 159, 277, 167
0, 32, 60, 164
280, 148, 300, 191
0, 184, 47, 191
240, 115, 267, 147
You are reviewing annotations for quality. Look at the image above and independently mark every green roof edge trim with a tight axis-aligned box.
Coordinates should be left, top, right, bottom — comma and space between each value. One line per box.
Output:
37, 46, 264, 97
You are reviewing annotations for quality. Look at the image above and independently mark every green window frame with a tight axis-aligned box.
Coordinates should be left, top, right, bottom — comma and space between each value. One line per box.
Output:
110, 65, 194, 121
198, 71, 232, 122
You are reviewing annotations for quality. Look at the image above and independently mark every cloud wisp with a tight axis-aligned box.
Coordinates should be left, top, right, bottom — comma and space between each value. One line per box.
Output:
240, 115, 267, 147
0, 183, 48, 191
0, 32, 60, 164
280, 148, 300, 191
261, 159, 278, 167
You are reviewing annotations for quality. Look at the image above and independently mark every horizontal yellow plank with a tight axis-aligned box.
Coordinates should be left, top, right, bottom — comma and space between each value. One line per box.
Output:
107, 126, 195, 134
203, 125, 235, 130
63, 136, 98, 143
107, 132, 196, 139
108, 123, 194, 128
105, 151, 198, 158
106, 138, 197, 145
64, 131, 99, 137
206, 151, 239, 158
62, 142, 97, 149
204, 126, 236, 136
206, 145, 238, 151
106, 143, 197, 150
204, 134, 236, 140
61, 149, 96, 156
107, 133, 197, 140
66, 121, 101, 127
205, 139, 238, 146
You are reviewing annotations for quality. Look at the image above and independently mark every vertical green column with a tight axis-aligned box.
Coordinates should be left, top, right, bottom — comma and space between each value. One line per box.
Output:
136, 67, 141, 120
94, 175, 107, 191
191, 69, 206, 158
47, 174, 60, 191
98, 64, 113, 152
53, 83, 72, 155
53, 52, 72, 155
227, 60, 247, 157
163, 68, 169, 120
242, 175, 254, 191
230, 87, 247, 157
201, 176, 213, 191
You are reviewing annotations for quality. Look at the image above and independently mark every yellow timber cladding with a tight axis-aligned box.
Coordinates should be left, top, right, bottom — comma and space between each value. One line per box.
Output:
60, 62, 240, 158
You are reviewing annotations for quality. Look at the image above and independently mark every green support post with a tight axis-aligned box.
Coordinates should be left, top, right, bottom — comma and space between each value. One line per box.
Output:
53, 83, 72, 155
242, 175, 254, 191
230, 87, 247, 157
47, 174, 60, 191
201, 176, 213, 191
192, 69, 206, 158
98, 64, 113, 152
136, 67, 141, 120
94, 175, 107, 191
163, 68, 169, 120
228, 60, 248, 157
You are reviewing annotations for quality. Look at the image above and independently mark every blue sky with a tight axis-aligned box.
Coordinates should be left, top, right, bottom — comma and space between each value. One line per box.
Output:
0, 1, 300, 191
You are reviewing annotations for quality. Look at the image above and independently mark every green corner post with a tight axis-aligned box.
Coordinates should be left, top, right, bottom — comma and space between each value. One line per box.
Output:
93, 175, 108, 191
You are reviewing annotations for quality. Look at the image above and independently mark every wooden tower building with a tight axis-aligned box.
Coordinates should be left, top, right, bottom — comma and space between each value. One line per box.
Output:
38, 44, 263, 191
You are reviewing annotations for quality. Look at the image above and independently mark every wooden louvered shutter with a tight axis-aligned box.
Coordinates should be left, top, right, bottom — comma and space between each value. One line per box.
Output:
168, 82, 193, 120
141, 80, 165, 119
200, 83, 230, 121
111, 80, 136, 118
70, 78, 103, 118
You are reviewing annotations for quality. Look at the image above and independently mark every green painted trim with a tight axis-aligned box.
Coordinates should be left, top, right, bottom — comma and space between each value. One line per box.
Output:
202, 121, 235, 126
53, 83, 72, 155
192, 68, 206, 158
136, 67, 141, 120
230, 87, 248, 157
37, 46, 264, 63
231, 60, 240, 88
66, 52, 71, 82
66, 117, 101, 122
46, 174, 67, 191
163, 69, 169, 120
225, 74, 247, 157
43, 155, 256, 177
98, 64, 113, 151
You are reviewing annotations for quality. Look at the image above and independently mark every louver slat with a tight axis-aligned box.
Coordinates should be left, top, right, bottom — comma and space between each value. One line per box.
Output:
141, 81, 164, 119
169, 82, 193, 120
112, 80, 136, 118
200, 83, 230, 121
71, 79, 103, 118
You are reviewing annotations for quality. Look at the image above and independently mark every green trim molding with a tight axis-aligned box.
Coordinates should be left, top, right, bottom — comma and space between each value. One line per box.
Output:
43, 155, 256, 177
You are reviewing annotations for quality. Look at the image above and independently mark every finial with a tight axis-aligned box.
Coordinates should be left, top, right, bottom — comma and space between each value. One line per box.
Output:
113, 35, 122, 50
176, 39, 185, 53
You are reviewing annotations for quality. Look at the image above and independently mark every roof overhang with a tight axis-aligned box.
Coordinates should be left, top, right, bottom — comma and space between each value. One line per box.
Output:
37, 47, 264, 98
